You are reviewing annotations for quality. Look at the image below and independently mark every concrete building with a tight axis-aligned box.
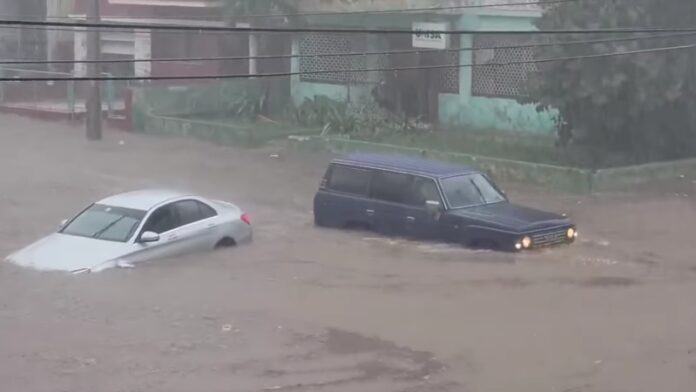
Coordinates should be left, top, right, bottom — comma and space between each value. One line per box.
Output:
290, 0, 557, 134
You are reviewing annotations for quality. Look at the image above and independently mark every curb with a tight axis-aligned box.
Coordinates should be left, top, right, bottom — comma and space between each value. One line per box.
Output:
285, 136, 696, 194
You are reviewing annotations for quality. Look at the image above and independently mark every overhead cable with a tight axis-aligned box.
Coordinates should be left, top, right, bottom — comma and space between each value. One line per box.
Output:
1, 33, 692, 66
2, 42, 695, 82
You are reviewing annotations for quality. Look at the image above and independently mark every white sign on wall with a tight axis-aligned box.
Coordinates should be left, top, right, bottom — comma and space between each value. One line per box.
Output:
412, 22, 450, 49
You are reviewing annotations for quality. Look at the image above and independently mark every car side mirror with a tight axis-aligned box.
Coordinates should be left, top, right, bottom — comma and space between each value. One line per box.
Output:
139, 231, 160, 243
425, 200, 441, 213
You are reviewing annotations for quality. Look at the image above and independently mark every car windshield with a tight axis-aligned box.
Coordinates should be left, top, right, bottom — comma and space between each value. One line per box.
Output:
61, 204, 147, 243
440, 173, 506, 208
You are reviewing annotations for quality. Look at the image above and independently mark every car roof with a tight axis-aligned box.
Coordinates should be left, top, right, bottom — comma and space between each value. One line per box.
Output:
331, 152, 478, 178
96, 189, 194, 211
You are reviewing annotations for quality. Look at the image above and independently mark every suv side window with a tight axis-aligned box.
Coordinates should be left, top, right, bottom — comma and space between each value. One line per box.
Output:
370, 170, 414, 204
327, 165, 371, 195
141, 204, 180, 234
407, 177, 442, 206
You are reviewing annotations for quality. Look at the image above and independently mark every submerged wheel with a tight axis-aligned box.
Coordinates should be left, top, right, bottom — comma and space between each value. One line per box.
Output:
215, 237, 237, 249
314, 213, 325, 227
468, 239, 498, 251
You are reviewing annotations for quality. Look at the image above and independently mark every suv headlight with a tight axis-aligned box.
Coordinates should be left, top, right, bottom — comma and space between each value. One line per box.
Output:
567, 228, 577, 239
521, 236, 532, 249
515, 236, 532, 250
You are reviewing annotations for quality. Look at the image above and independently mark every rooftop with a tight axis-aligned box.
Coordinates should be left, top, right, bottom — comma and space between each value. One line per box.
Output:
333, 152, 477, 178
97, 189, 192, 210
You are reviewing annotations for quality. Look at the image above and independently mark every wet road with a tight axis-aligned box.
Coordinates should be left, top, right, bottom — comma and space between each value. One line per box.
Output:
1, 115, 696, 392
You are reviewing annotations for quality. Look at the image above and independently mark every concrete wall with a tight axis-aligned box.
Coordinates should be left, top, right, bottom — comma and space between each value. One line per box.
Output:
0, 1, 20, 55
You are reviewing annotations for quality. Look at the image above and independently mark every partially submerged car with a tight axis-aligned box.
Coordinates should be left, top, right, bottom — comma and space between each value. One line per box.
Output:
6, 189, 252, 273
313, 153, 577, 251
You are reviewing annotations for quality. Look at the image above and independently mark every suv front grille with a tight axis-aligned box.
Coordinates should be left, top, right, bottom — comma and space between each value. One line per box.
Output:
531, 228, 568, 247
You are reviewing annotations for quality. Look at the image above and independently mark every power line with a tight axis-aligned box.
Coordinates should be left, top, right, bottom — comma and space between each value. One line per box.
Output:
0, 24, 239, 36
2, 42, 695, 82
1, 33, 692, 66
0, 0, 579, 37
0, 24, 238, 36
3, 18, 696, 35
0, 0, 583, 21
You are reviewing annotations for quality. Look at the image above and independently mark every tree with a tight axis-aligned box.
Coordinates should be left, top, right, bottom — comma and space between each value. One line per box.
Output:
525, 0, 696, 165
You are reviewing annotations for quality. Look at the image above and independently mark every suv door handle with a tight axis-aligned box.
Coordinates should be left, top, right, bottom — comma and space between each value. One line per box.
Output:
366, 209, 375, 215
406, 216, 416, 222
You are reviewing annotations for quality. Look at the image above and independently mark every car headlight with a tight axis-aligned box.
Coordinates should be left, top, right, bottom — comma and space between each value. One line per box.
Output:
567, 228, 577, 239
521, 236, 532, 249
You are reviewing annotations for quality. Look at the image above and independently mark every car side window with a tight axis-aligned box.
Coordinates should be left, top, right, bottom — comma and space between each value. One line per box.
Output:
407, 177, 441, 206
142, 204, 179, 234
198, 201, 218, 219
174, 200, 205, 226
370, 170, 414, 204
327, 165, 371, 195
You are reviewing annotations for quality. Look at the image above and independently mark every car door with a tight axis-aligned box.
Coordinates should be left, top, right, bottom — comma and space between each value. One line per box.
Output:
369, 170, 414, 236
402, 176, 444, 239
127, 202, 183, 264
315, 164, 375, 228
170, 199, 220, 253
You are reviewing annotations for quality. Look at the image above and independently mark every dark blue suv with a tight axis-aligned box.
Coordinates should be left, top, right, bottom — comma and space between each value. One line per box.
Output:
313, 153, 577, 251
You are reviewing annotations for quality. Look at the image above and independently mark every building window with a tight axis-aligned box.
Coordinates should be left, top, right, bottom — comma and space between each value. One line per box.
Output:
437, 35, 460, 94
299, 32, 368, 84
471, 35, 536, 98
151, 31, 208, 59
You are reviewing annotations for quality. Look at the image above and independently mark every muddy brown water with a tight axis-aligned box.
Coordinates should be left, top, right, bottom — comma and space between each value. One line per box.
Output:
1, 115, 696, 392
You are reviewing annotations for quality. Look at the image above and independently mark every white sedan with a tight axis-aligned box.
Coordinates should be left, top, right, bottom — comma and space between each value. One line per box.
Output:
6, 189, 253, 273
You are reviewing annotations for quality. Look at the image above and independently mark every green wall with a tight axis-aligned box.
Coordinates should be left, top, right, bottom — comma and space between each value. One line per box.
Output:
439, 14, 558, 134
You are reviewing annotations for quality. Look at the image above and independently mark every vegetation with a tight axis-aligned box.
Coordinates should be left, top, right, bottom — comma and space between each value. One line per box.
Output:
292, 95, 425, 139
289, 95, 604, 167
526, 0, 696, 166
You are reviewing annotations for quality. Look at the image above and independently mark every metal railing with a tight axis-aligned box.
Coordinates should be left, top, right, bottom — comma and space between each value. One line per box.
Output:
0, 67, 120, 117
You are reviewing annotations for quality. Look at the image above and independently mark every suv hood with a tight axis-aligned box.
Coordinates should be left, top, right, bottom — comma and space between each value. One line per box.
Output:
448, 202, 569, 232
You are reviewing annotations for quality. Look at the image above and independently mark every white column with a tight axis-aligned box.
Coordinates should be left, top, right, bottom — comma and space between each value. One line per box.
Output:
236, 22, 256, 76
134, 30, 152, 77
73, 27, 87, 77
249, 33, 258, 76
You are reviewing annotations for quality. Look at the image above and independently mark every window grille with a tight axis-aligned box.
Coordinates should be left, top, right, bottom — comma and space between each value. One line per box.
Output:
299, 33, 368, 84
437, 46, 460, 93
472, 35, 536, 98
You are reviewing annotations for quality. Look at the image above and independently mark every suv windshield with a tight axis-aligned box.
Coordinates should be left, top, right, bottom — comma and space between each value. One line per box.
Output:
61, 204, 147, 242
441, 174, 506, 208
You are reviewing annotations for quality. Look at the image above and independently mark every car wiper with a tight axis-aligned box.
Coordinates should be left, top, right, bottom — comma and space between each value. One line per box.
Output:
469, 179, 487, 204
91, 216, 126, 239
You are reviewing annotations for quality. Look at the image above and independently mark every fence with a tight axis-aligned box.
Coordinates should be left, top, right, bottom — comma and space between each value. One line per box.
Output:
0, 67, 120, 117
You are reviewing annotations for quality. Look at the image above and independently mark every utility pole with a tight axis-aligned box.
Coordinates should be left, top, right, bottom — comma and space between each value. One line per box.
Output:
85, 0, 102, 140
